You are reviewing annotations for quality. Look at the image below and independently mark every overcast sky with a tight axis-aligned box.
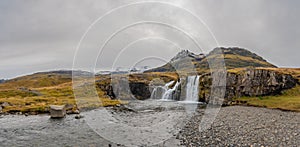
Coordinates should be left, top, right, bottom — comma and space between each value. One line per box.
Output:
0, 0, 299, 79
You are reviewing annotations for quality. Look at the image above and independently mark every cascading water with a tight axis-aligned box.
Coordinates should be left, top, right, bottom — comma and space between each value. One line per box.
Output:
185, 75, 200, 102
150, 81, 174, 99
161, 81, 181, 100
150, 80, 181, 100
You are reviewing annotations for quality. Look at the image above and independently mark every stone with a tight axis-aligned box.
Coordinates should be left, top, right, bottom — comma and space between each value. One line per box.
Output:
74, 110, 80, 114
75, 114, 84, 119
1, 102, 10, 108
50, 105, 66, 118
65, 103, 74, 110
29, 111, 37, 115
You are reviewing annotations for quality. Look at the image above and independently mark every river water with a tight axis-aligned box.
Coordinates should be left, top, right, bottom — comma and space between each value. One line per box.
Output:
0, 100, 194, 146
0, 113, 113, 147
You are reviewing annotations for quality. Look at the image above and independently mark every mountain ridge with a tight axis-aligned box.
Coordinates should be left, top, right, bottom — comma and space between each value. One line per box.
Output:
146, 47, 277, 73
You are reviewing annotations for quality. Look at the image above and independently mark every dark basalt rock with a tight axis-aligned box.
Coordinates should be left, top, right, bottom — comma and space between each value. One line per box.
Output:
97, 80, 152, 100
129, 82, 151, 100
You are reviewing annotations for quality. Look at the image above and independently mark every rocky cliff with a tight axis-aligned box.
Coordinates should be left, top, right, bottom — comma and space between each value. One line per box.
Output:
98, 68, 298, 104
198, 69, 298, 104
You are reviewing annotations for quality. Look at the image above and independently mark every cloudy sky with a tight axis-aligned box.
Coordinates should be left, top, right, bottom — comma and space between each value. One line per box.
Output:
0, 0, 299, 79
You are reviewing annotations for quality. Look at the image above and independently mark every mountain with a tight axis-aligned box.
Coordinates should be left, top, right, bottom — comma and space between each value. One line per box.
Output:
0, 70, 73, 89
0, 79, 6, 84
146, 47, 277, 73
0, 70, 95, 90
208, 47, 277, 69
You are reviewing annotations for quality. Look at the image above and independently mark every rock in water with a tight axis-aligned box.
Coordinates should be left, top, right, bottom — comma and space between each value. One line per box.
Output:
50, 105, 66, 118
75, 114, 84, 119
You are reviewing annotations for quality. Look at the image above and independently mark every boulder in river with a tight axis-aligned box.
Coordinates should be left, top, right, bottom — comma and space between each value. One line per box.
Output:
50, 105, 66, 118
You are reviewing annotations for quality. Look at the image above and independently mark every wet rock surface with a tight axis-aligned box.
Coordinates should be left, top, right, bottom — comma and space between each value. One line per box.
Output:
178, 106, 300, 147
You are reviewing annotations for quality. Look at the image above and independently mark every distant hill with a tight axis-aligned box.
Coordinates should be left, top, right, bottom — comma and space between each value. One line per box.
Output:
0, 70, 74, 89
146, 47, 277, 73
0, 79, 6, 84
0, 70, 95, 89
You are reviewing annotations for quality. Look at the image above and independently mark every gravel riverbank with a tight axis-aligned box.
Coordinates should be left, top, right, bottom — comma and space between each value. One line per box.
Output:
178, 106, 300, 147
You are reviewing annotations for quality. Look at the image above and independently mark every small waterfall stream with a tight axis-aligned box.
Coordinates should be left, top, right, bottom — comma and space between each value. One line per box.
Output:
150, 75, 200, 102
150, 80, 180, 100
150, 81, 174, 99
161, 81, 181, 100
185, 75, 200, 102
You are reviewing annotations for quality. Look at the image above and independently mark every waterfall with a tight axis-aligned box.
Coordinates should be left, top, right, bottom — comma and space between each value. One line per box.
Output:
150, 80, 180, 100
185, 75, 200, 102
150, 81, 174, 99
162, 81, 180, 100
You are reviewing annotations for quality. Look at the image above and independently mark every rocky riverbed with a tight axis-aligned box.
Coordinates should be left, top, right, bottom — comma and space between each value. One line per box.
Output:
0, 104, 299, 147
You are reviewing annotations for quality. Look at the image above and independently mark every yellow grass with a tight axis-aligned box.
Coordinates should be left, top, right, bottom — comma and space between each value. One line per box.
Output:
235, 85, 300, 112
0, 78, 122, 113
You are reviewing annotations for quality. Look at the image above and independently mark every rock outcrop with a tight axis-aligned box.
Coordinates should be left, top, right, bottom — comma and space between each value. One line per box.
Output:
129, 82, 151, 100
170, 50, 205, 62
98, 69, 298, 104
97, 78, 154, 100
199, 69, 298, 104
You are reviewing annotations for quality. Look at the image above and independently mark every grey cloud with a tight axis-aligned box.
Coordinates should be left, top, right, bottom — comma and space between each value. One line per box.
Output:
0, 0, 299, 79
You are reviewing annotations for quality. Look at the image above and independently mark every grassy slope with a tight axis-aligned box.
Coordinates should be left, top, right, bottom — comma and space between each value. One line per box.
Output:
0, 72, 121, 113
0, 71, 178, 113
0, 72, 72, 90
233, 68, 300, 112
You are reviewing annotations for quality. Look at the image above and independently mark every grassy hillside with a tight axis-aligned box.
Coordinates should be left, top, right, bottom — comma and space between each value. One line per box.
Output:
0, 71, 72, 90
0, 71, 122, 114
0, 71, 178, 114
